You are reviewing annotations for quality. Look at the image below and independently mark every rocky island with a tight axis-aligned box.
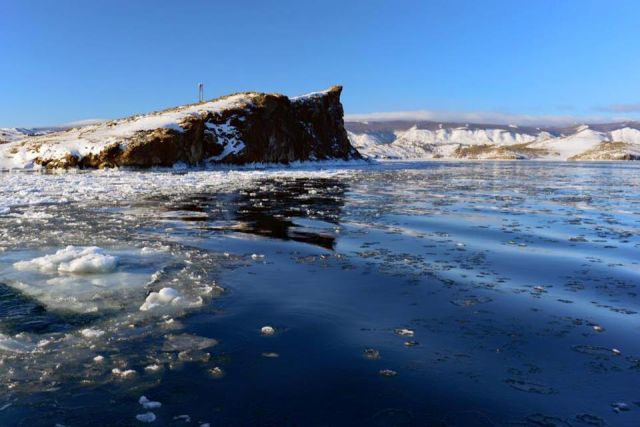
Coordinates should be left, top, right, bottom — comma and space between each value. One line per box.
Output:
0, 86, 360, 169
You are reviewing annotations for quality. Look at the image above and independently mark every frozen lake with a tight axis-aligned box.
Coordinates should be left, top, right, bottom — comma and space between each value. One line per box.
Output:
0, 161, 639, 426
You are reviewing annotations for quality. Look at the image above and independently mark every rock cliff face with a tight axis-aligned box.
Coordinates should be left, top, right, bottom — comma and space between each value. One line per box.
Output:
0, 86, 360, 170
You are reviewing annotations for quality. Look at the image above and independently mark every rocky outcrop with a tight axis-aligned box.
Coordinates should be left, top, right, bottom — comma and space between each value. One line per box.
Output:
568, 141, 640, 161
1, 86, 360, 170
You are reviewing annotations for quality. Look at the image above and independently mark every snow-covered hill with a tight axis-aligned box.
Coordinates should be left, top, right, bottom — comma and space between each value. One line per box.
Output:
0, 125, 91, 145
347, 121, 640, 161
0, 128, 48, 144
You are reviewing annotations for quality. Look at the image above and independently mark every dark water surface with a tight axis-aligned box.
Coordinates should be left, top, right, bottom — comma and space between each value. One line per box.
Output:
0, 162, 639, 426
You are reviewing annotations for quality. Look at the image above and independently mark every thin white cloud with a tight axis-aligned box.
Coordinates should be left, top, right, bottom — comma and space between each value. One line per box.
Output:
344, 110, 638, 126
59, 118, 106, 128
596, 104, 640, 113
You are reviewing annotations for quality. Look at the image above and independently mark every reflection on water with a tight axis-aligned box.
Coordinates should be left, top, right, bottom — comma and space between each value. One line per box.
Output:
162, 178, 347, 250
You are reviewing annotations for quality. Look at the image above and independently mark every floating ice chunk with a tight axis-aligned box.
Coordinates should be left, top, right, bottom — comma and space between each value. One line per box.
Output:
141, 246, 169, 255
112, 368, 137, 378
260, 326, 275, 336
93, 355, 105, 363
0, 334, 35, 353
59, 254, 117, 274
80, 328, 105, 338
158, 287, 180, 301
612, 402, 630, 412
161, 334, 218, 352
364, 349, 380, 360
144, 364, 162, 372
14, 246, 117, 274
139, 396, 162, 409
136, 412, 157, 423
178, 349, 210, 362
209, 367, 225, 379
251, 253, 265, 260
379, 369, 398, 377
395, 328, 414, 337
504, 379, 555, 394
140, 287, 189, 311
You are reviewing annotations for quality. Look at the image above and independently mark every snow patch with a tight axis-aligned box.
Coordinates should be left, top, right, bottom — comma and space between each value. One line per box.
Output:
139, 287, 198, 311
14, 246, 117, 275
205, 120, 246, 161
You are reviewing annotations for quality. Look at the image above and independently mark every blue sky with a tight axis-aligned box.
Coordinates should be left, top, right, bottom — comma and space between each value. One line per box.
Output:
2, 0, 640, 127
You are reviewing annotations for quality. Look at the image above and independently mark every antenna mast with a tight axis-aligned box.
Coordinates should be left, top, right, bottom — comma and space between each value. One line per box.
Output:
198, 83, 204, 103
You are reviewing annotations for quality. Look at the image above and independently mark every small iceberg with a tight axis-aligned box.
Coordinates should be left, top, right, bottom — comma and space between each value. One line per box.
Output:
14, 246, 117, 274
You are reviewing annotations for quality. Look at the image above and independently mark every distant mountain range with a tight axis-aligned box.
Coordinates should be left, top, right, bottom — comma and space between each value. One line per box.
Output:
346, 120, 640, 160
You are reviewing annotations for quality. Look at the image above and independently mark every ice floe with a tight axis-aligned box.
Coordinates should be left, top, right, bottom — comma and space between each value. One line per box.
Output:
364, 349, 380, 360
139, 396, 162, 409
0, 333, 36, 353
112, 368, 137, 379
135, 412, 157, 423
209, 367, 225, 379
80, 328, 105, 339
260, 326, 275, 336
394, 328, 414, 337
139, 287, 200, 312
13, 246, 117, 274
161, 334, 218, 352
1, 246, 175, 313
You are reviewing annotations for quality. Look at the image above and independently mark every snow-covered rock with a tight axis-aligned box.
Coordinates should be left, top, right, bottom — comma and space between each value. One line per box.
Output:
0, 86, 359, 169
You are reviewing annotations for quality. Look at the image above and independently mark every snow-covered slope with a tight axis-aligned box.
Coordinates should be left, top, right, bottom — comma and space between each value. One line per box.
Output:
347, 121, 640, 161
0, 128, 27, 143
0, 126, 76, 144
0, 128, 44, 144
0, 95, 251, 169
